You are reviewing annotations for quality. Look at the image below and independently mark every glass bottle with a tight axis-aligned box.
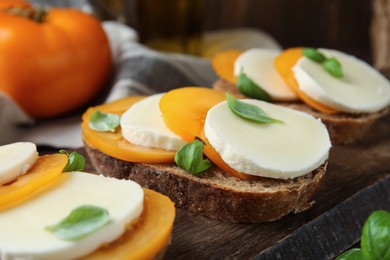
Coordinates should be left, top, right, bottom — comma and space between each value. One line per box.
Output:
125, 0, 205, 55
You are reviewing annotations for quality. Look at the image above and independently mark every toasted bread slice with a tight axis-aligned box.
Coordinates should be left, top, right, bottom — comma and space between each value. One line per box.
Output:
85, 141, 326, 223
213, 78, 389, 144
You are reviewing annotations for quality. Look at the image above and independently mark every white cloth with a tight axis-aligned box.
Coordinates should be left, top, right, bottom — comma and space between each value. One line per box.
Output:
0, 22, 280, 148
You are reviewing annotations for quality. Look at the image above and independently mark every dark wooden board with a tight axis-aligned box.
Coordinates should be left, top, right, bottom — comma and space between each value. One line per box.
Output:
73, 112, 390, 259
258, 176, 390, 259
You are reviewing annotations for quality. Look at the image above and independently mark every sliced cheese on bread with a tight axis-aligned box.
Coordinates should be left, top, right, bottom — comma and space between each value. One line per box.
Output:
293, 48, 390, 113
234, 48, 298, 101
82, 89, 329, 222
204, 99, 331, 179
120, 93, 186, 151
0, 142, 38, 185
0, 171, 144, 260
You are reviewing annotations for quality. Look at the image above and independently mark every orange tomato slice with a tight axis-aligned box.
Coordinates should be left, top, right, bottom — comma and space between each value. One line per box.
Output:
274, 47, 338, 114
81, 188, 175, 260
211, 49, 243, 84
199, 130, 256, 181
159, 87, 226, 142
160, 87, 253, 180
82, 97, 176, 163
0, 154, 68, 211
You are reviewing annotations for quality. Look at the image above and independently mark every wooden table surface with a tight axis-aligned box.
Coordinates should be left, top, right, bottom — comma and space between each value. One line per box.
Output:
69, 111, 390, 260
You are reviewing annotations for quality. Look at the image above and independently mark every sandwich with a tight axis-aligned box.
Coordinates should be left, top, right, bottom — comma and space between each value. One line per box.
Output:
212, 47, 390, 144
0, 142, 175, 260
82, 87, 331, 223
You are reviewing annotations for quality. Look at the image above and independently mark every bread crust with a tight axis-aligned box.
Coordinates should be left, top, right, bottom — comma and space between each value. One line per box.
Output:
213, 78, 389, 144
85, 142, 326, 223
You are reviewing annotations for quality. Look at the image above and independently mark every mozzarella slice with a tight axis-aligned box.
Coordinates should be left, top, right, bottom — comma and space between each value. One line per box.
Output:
293, 48, 390, 113
0, 142, 38, 185
120, 93, 186, 151
234, 48, 298, 101
204, 100, 331, 179
0, 171, 144, 260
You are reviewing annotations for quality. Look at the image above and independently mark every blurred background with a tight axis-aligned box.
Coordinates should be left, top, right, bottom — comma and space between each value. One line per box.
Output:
39, 0, 386, 71
91, 0, 373, 61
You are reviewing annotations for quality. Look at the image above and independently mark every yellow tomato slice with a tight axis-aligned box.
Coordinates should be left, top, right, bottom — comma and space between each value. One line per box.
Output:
211, 49, 243, 84
82, 97, 176, 163
160, 87, 254, 180
274, 47, 338, 114
199, 130, 257, 181
81, 188, 175, 260
159, 87, 226, 142
0, 154, 68, 211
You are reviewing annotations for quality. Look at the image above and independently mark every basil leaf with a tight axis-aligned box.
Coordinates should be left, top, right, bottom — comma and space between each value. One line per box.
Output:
226, 93, 283, 124
237, 69, 272, 102
336, 248, 364, 260
89, 110, 120, 132
174, 140, 211, 175
302, 48, 326, 63
302, 48, 344, 79
361, 210, 390, 260
59, 150, 85, 172
45, 205, 111, 241
323, 58, 344, 78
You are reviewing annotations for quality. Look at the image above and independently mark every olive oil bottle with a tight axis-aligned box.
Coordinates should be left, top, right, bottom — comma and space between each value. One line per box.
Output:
127, 0, 205, 55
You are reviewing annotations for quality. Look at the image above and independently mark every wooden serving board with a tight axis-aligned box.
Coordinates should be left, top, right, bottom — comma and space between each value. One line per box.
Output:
78, 113, 389, 259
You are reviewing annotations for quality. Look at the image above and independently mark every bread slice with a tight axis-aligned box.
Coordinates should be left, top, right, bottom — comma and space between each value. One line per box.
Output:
213, 78, 389, 144
85, 141, 326, 223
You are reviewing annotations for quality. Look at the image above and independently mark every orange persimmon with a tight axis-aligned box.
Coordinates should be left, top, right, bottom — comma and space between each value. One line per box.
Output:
82, 96, 176, 164
211, 49, 243, 84
0, 1, 112, 118
274, 48, 338, 114
82, 188, 175, 260
0, 154, 68, 210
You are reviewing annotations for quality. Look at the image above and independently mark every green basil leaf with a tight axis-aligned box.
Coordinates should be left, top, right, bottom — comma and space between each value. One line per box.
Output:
323, 58, 344, 78
59, 150, 85, 172
237, 69, 272, 102
174, 140, 211, 175
302, 48, 344, 79
302, 48, 326, 63
226, 93, 283, 124
361, 210, 390, 260
89, 110, 120, 132
45, 205, 111, 241
336, 248, 364, 260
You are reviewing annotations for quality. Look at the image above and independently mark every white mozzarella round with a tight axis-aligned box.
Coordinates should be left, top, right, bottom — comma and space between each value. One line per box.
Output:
204, 100, 331, 179
0, 172, 144, 260
0, 142, 38, 185
120, 93, 186, 151
234, 48, 298, 101
293, 49, 390, 113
